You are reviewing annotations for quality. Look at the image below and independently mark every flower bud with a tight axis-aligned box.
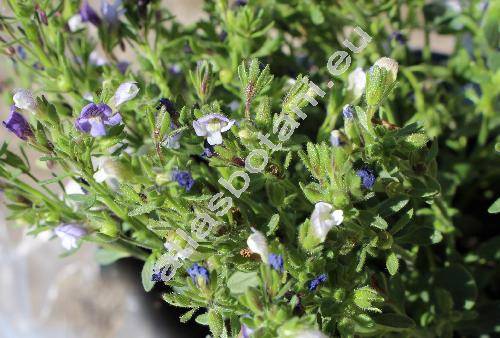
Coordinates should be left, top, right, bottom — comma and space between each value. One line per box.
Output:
114, 82, 140, 107
375, 57, 399, 82
13, 89, 38, 114
247, 229, 268, 263
365, 57, 399, 106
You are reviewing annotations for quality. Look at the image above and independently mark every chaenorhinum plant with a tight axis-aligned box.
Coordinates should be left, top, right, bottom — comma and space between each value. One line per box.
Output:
1, 1, 499, 337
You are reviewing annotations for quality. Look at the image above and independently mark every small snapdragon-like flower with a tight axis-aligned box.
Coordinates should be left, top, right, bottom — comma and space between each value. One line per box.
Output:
201, 140, 215, 158
172, 170, 194, 191
54, 224, 87, 250
2, 106, 33, 140
390, 31, 407, 45
330, 130, 346, 147
16, 46, 27, 60
156, 98, 176, 113
101, 0, 125, 26
93, 157, 130, 189
347, 67, 366, 101
89, 50, 108, 66
187, 263, 209, 287
65, 179, 87, 195
268, 253, 284, 272
68, 14, 85, 31
80, 1, 101, 26
310, 202, 344, 243
308, 273, 327, 291
356, 167, 376, 189
241, 324, 255, 338
151, 267, 164, 282
117, 61, 129, 74
114, 82, 139, 107
151, 266, 170, 282
247, 229, 268, 263
342, 104, 355, 120
75, 103, 122, 137
13, 89, 38, 114
163, 122, 183, 149
193, 113, 235, 145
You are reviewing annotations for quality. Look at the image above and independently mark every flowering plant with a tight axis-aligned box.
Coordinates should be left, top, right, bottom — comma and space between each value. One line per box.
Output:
1, 1, 499, 337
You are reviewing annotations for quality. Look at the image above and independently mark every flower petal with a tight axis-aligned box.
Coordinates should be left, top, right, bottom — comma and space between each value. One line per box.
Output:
89, 118, 106, 137
207, 131, 223, 145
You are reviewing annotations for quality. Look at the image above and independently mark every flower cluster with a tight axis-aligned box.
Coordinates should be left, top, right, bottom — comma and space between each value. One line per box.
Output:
1, 2, 496, 337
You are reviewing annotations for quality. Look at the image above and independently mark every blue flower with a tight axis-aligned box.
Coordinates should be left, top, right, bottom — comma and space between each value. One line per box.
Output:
80, 1, 101, 26
2, 106, 33, 140
17, 46, 27, 60
151, 267, 165, 282
308, 273, 327, 291
172, 170, 194, 191
390, 31, 406, 45
151, 266, 172, 282
75, 103, 122, 137
201, 140, 215, 158
356, 167, 376, 189
156, 98, 177, 115
187, 263, 209, 286
268, 253, 284, 272
101, 0, 125, 26
342, 104, 355, 120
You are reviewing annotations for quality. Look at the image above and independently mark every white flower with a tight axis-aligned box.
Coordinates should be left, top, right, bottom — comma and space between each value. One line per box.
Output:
13, 89, 37, 114
89, 50, 108, 66
330, 130, 345, 147
65, 180, 86, 195
68, 14, 85, 32
93, 157, 126, 190
228, 100, 240, 112
114, 81, 139, 107
54, 224, 86, 250
295, 329, 329, 338
83, 92, 94, 102
374, 57, 398, 81
347, 67, 366, 100
247, 229, 268, 263
192, 113, 235, 145
310, 202, 344, 242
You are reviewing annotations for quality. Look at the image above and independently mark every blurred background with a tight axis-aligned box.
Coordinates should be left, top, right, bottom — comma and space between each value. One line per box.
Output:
0, 1, 456, 338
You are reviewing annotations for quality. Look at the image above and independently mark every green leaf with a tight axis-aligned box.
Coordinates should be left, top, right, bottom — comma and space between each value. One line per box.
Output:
180, 308, 198, 323
487, 198, 500, 213
95, 248, 130, 265
371, 215, 388, 230
208, 309, 224, 338
377, 196, 409, 217
128, 203, 157, 216
374, 313, 416, 329
195, 313, 209, 325
386, 252, 399, 276
141, 254, 156, 292
434, 265, 477, 310
227, 271, 260, 294
353, 286, 383, 313
266, 214, 280, 236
